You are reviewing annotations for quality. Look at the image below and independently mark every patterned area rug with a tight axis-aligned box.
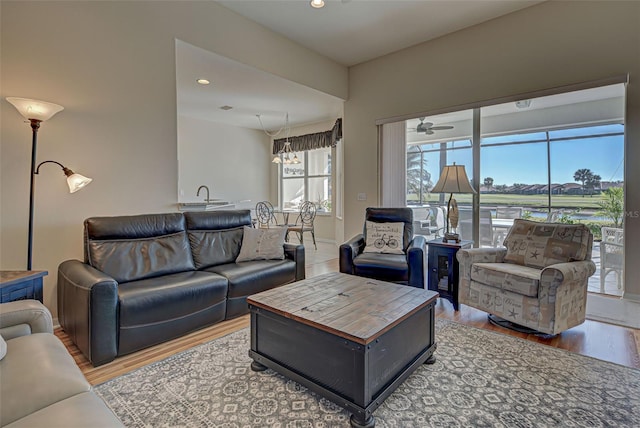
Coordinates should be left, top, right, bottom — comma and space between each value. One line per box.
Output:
95, 320, 640, 427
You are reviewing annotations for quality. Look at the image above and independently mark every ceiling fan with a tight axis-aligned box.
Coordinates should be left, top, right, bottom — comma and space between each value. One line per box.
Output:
415, 117, 454, 135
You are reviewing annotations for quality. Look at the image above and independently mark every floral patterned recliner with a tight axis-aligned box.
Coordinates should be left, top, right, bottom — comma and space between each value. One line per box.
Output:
456, 219, 596, 335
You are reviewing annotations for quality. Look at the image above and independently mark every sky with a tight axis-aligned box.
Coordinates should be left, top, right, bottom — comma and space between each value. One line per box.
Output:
418, 125, 624, 186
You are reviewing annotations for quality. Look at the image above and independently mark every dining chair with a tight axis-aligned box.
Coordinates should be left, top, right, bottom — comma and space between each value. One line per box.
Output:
255, 201, 278, 228
600, 226, 624, 292
287, 201, 317, 249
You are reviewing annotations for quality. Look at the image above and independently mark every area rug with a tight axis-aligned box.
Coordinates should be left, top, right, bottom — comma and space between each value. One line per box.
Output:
95, 319, 640, 427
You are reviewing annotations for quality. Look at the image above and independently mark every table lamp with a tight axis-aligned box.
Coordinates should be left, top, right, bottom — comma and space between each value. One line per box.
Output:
430, 163, 476, 242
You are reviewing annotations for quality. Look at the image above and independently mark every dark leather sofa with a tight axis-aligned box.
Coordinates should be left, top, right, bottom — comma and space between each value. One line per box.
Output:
57, 210, 304, 366
339, 207, 426, 288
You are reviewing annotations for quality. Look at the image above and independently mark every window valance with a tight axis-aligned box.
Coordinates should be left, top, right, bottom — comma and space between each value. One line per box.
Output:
273, 118, 342, 154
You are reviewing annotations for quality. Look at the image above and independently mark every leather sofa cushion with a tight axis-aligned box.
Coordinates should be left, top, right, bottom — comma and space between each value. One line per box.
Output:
206, 259, 296, 298
188, 228, 244, 269
118, 271, 228, 328
471, 262, 540, 297
352, 253, 408, 283
185, 210, 252, 269
0, 333, 90, 426
4, 391, 123, 428
85, 213, 195, 283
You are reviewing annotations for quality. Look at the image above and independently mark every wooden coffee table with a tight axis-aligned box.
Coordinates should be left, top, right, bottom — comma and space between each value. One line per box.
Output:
247, 272, 438, 428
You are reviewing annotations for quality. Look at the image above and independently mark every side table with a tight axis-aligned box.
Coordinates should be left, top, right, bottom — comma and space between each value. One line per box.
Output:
0, 270, 48, 303
426, 239, 472, 310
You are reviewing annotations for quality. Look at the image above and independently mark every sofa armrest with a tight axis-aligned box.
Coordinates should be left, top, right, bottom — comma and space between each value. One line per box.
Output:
538, 260, 596, 334
0, 300, 53, 340
339, 234, 365, 274
407, 235, 427, 288
284, 243, 306, 280
57, 260, 119, 366
456, 247, 507, 280
540, 260, 597, 286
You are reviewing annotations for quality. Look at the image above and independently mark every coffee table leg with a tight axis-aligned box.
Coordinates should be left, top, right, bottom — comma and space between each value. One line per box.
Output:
424, 354, 436, 364
250, 360, 267, 372
350, 414, 375, 428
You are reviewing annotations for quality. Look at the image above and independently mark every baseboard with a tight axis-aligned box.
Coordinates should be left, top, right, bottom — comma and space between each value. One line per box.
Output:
586, 294, 640, 329
315, 238, 336, 245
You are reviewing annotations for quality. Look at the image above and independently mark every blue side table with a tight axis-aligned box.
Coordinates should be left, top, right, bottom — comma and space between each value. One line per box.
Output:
0, 270, 48, 303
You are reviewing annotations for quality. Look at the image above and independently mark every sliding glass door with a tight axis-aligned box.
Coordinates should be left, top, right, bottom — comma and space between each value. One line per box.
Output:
405, 83, 626, 296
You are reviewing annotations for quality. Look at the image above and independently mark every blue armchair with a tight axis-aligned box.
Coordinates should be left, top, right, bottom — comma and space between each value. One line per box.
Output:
339, 207, 427, 288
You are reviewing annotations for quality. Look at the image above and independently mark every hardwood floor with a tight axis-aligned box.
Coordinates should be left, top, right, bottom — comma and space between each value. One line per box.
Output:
55, 241, 640, 385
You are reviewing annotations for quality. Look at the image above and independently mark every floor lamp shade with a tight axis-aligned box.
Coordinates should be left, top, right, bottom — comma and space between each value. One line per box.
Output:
35, 160, 93, 193
6, 97, 70, 271
6, 97, 64, 122
67, 172, 93, 193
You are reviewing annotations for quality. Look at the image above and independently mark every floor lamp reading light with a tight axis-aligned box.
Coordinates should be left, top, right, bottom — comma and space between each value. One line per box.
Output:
6, 97, 92, 270
430, 163, 476, 243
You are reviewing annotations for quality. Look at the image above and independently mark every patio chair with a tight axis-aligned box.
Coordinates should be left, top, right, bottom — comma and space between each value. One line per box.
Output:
600, 227, 624, 292
412, 206, 445, 239
494, 206, 523, 245
545, 210, 562, 222
458, 207, 494, 247
496, 206, 523, 219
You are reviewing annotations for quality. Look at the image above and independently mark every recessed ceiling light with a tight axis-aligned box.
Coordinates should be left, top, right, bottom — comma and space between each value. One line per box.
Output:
196, 79, 210, 85
310, 0, 325, 9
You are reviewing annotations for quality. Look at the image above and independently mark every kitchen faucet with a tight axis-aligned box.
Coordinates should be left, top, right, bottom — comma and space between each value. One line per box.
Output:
197, 185, 212, 202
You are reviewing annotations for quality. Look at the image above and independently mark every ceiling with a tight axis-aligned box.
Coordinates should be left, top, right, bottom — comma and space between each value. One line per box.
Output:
178, 1, 545, 131
217, 0, 544, 67
176, 39, 343, 131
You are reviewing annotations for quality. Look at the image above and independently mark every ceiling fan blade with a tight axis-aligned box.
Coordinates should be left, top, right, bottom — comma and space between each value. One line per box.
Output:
430, 126, 454, 130
423, 122, 434, 128
425, 129, 434, 135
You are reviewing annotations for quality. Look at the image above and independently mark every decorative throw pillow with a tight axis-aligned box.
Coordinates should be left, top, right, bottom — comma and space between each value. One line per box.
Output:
236, 226, 287, 262
363, 221, 405, 254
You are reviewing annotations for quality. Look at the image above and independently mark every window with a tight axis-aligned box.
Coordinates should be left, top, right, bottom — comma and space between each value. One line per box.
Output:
402, 82, 626, 296
280, 147, 332, 212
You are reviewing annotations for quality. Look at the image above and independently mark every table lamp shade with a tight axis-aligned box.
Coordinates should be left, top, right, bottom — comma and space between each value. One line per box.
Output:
431, 164, 476, 194
6, 97, 64, 122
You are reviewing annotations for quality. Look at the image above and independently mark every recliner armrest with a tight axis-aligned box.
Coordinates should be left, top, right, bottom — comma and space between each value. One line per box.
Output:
406, 235, 427, 288
58, 260, 119, 366
284, 243, 306, 280
339, 234, 365, 274
0, 300, 53, 339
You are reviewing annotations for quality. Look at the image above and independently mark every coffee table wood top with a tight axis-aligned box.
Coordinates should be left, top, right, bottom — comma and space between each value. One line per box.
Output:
247, 272, 438, 345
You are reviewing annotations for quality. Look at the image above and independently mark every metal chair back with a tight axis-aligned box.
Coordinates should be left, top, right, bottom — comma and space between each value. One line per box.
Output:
255, 201, 276, 228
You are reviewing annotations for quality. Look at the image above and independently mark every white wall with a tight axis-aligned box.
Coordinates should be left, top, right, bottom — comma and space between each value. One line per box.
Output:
0, 1, 348, 318
178, 116, 270, 208
344, 1, 640, 302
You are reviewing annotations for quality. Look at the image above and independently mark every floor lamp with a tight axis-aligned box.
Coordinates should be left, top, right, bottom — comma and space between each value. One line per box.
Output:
6, 97, 92, 270
430, 163, 476, 243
